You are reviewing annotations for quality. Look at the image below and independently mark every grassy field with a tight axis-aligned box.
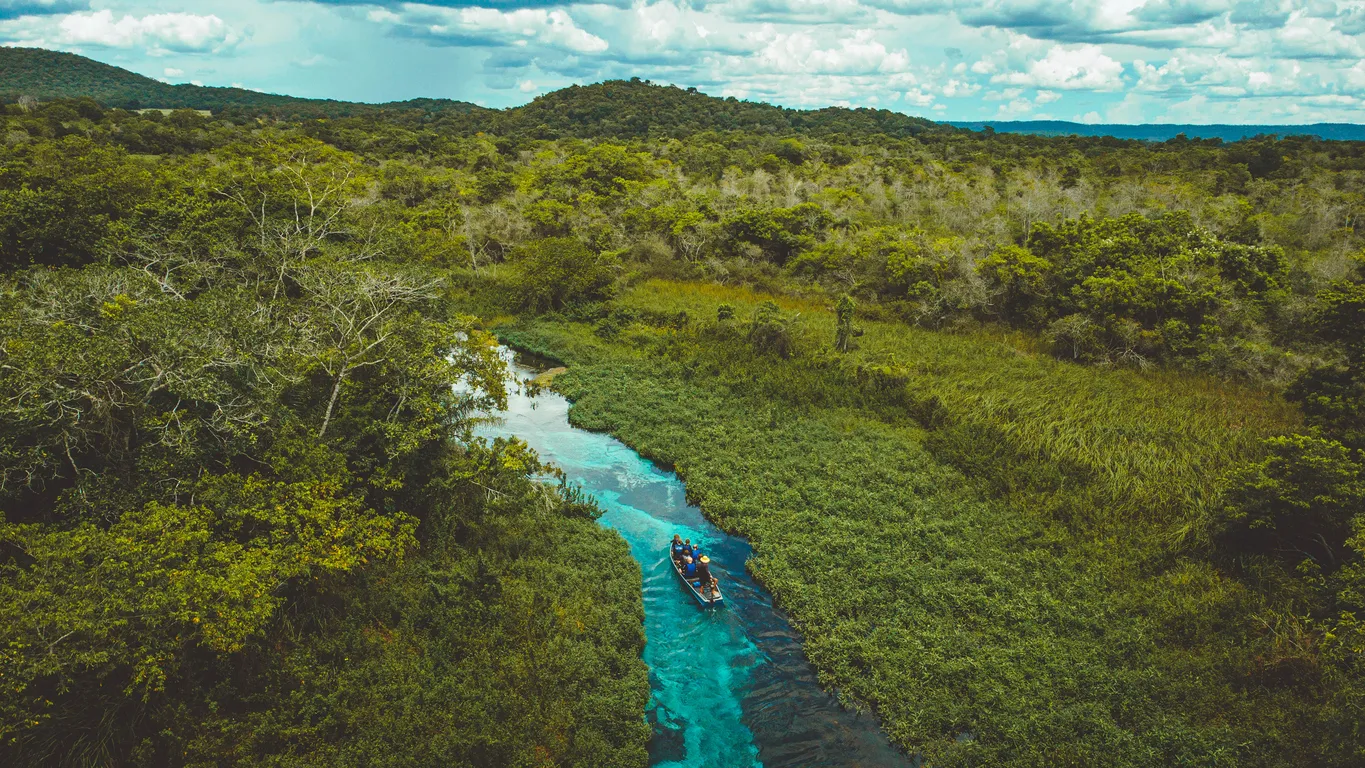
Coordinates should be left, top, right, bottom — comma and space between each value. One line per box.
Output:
496, 280, 1334, 767
614, 281, 1298, 534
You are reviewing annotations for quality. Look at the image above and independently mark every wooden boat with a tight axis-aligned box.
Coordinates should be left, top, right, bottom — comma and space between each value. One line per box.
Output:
670, 547, 724, 606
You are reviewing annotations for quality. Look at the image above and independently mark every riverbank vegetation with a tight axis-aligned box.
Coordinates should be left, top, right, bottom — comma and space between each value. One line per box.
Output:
499, 280, 1356, 766
0, 121, 648, 766
2, 58, 1364, 765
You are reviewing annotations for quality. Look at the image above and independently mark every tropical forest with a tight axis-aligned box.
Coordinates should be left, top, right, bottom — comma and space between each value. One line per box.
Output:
1, 45, 1364, 768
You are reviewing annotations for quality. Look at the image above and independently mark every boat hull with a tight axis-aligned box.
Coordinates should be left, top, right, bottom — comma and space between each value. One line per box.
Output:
670, 549, 724, 606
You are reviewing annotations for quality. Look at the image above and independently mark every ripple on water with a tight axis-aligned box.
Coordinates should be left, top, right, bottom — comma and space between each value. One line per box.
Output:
476, 356, 916, 768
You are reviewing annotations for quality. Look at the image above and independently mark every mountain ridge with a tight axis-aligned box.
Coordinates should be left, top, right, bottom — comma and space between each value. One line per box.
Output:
0, 46, 487, 118
4, 45, 1363, 143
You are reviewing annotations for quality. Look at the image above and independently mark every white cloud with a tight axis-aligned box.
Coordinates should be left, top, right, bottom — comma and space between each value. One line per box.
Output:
163, 66, 182, 77
1035, 89, 1061, 103
1133, 0, 1231, 25
750, 28, 910, 75
1134, 52, 1314, 98
994, 43, 1123, 90
997, 96, 1035, 115
375, 6, 607, 54
904, 86, 935, 106
1266, 12, 1363, 60
57, 10, 239, 54
942, 78, 981, 97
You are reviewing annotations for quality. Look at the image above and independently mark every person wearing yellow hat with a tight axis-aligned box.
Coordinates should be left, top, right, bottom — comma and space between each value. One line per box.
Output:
696, 555, 716, 598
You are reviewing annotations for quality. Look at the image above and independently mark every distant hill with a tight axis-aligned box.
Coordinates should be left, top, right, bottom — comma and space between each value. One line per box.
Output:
0, 46, 486, 119
484, 80, 948, 140
948, 119, 1365, 142
7, 46, 1364, 144
0, 47, 947, 140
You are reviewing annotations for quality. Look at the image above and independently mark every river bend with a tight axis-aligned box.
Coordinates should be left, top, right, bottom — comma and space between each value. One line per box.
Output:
476, 354, 913, 768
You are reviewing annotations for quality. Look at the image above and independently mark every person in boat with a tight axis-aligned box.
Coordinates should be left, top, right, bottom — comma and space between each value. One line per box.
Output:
696, 555, 716, 597
682, 554, 698, 581
671, 534, 686, 563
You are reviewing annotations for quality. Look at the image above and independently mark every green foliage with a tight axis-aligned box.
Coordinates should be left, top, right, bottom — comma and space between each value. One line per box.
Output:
978, 244, 1053, 324
0, 136, 647, 766
512, 238, 619, 312
1290, 268, 1365, 448
500, 283, 1339, 766
976, 212, 1292, 367
0, 137, 152, 269
746, 300, 800, 359
723, 203, 836, 265
11, 49, 1365, 766
1213, 435, 1364, 566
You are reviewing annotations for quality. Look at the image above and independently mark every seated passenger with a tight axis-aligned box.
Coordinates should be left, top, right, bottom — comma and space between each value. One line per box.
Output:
696, 556, 715, 597
671, 534, 685, 562
682, 555, 697, 580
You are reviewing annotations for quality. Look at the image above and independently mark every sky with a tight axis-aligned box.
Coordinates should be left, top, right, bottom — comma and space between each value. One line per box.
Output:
4, 1, 1365, 124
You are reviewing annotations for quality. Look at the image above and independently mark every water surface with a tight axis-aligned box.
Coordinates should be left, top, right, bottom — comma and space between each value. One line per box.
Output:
476, 355, 913, 768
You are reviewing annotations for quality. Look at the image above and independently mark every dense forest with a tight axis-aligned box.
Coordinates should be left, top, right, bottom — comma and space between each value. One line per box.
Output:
1, 52, 1364, 767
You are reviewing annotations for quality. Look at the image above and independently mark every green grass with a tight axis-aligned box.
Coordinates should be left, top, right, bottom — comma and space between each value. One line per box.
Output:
494, 280, 1336, 767
615, 280, 1298, 533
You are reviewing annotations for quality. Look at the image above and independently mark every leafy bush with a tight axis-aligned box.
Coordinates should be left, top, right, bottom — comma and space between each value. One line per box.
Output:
1213, 435, 1364, 566
511, 237, 619, 312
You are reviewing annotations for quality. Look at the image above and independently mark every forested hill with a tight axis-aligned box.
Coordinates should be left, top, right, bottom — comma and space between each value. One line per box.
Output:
0, 46, 488, 119
488, 80, 947, 139
0, 46, 948, 139
950, 119, 1365, 142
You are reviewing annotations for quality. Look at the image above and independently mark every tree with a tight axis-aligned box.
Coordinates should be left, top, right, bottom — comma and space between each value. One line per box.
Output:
977, 244, 1053, 323
511, 238, 618, 312
210, 139, 373, 297
1290, 262, 1365, 448
747, 300, 800, 359
1214, 434, 1364, 568
0, 137, 152, 270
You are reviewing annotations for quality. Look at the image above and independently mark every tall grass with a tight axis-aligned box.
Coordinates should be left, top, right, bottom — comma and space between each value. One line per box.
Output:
615, 280, 1298, 533
497, 296, 1333, 766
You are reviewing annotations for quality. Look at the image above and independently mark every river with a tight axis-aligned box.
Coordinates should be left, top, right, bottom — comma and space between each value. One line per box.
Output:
475, 352, 914, 768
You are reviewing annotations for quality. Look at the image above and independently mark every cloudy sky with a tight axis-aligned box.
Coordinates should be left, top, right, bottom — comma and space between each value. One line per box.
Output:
4, 0, 1365, 123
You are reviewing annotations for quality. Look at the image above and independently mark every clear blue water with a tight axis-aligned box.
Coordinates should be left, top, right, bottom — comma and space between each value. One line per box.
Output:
475, 356, 914, 768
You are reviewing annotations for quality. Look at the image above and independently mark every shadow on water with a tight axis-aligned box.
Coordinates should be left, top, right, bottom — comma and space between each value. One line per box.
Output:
475, 351, 915, 768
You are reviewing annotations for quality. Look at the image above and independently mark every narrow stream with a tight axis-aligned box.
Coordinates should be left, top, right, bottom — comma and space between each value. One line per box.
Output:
475, 353, 914, 768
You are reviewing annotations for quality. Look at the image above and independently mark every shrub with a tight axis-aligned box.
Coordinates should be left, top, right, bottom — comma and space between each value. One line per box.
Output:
1214, 434, 1364, 568
512, 237, 619, 312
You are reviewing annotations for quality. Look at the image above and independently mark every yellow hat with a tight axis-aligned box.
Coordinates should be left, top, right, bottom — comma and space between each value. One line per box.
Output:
700, 556, 710, 563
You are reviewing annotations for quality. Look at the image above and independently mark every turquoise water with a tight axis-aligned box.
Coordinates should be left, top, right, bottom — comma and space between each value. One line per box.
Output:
476, 355, 913, 768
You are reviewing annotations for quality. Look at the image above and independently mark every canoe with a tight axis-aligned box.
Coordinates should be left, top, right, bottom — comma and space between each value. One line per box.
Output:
670, 547, 724, 606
